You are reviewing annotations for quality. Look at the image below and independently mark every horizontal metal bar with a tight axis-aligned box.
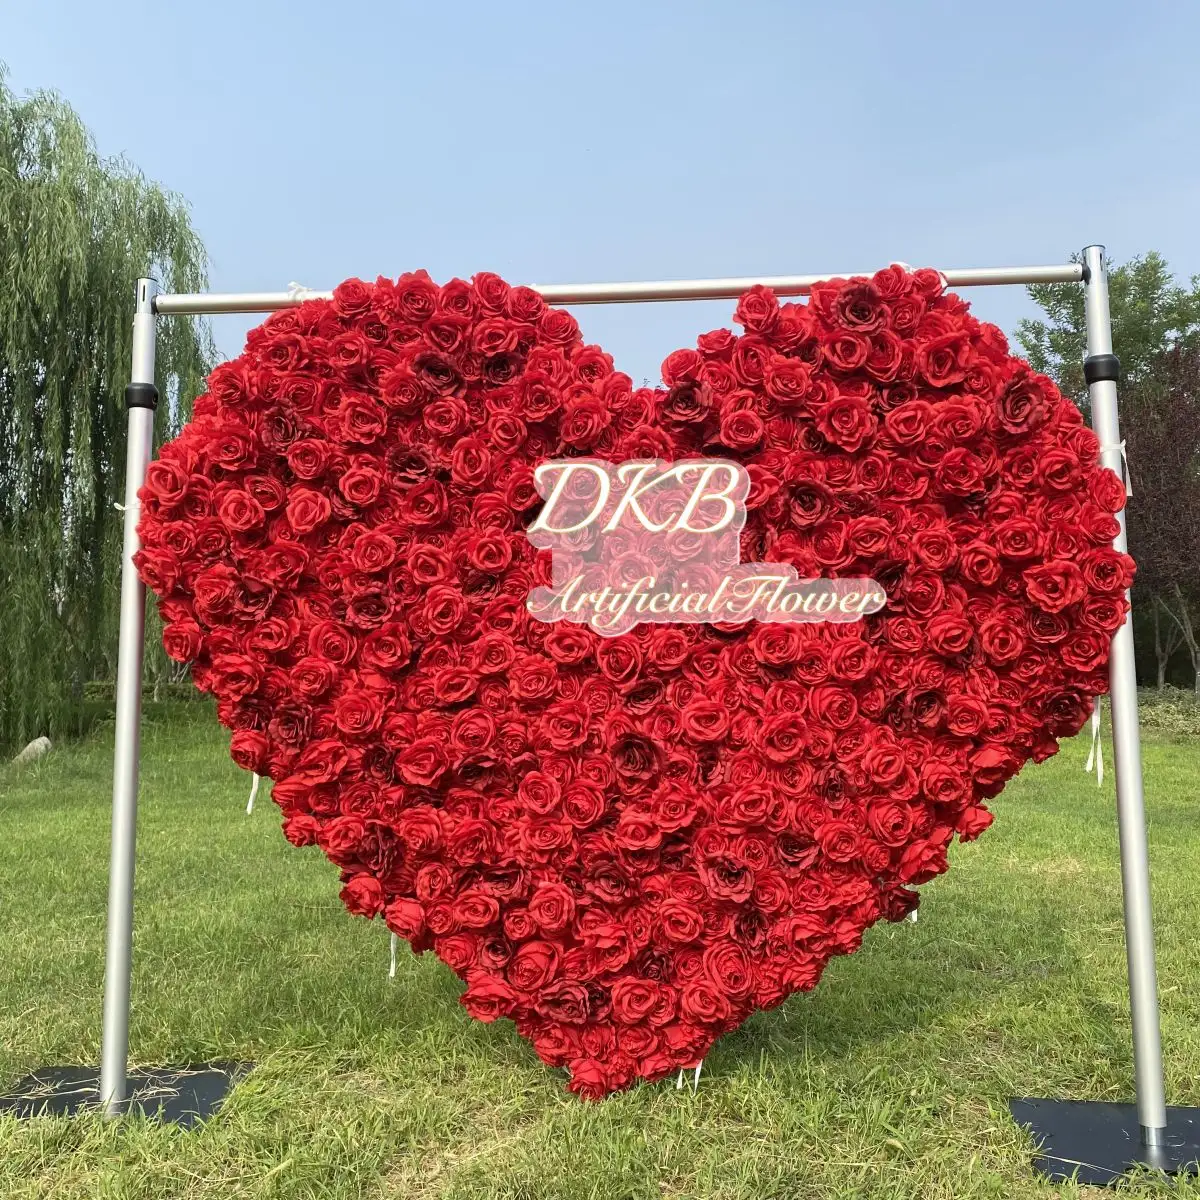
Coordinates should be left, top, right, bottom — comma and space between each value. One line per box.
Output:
151, 263, 1083, 316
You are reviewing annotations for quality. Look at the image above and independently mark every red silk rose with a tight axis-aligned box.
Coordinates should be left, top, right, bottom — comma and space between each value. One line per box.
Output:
135, 268, 1132, 1099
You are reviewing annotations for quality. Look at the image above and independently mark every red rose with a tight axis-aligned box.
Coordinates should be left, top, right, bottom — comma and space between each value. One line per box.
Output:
461, 975, 516, 1023
528, 881, 575, 933
509, 654, 558, 703
539, 701, 590, 750
702, 943, 752, 1000
397, 738, 448, 787
610, 978, 661, 1025
996, 370, 1052, 434
340, 873, 384, 917
319, 815, 366, 862
208, 653, 263, 700
384, 898, 425, 941
679, 699, 730, 743
679, 978, 730, 1023
286, 487, 332, 535
917, 332, 971, 387
333, 691, 384, 737
162, 618, 202, 662
507, 941, 560, 993
822, 331, 870, 372
816, 393, 877, 452
230, 728, 270, 773
815, 818, 863, 863
1024, 561, 1088, 612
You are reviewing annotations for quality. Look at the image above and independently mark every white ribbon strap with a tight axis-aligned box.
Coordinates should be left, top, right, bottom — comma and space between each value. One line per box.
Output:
675, 1060, 704, 1092
1084, 699, 1104, 788
907, 908, 918, 924
246, 772, 261, 814
389, 932, 398, 979
287, 281, 314, 301
1099, 440, 1132, 497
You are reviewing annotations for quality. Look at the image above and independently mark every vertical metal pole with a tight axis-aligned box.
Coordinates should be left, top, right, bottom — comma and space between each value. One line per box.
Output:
1082, 244, 1167, 1144
99, 278, 159, 1116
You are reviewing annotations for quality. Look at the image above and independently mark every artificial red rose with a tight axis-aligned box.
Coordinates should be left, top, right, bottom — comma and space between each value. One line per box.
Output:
917, 332, 971, 387
509, 654, 558, 703
831, 280, 886, 333
609, 728, 661, 782
539, 700, 590, 750
679, 699, 731, 743
527, 881, 575, 933
162, 618, 202, 662
866, 800, 915, 847
657, 898, 703, 944
680, 978, 731, 1023
816, 393, 877, 452
507, 940, 560, 994
229, 728, 270, 773
341, 873, 384, 917
432, 667, 478, 705
333, 691, 384, 737
703, 941, 754, 999
610, 977, 660, 1024
1024, 561, 1088, 612
397, 739, 448, 787
285, 439, 331, 480
384, 898, 426, 941
215, 488, 265, 533
282, 813, 321, 847
823, 331, 870, 372
926, 613, 974, 657
319, 814, 366, 860
997, 370, 1052, 434
462, 976, 517, 1023
815, 818, 863, 863
207, 653, 263, 700
733, 285, 780, 334
286, 487, 332, 535
559, 781, 605, 828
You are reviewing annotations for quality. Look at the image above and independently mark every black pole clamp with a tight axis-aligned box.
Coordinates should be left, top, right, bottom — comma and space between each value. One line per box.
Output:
125, 381, 160, 410
1083, 353, 1120, 386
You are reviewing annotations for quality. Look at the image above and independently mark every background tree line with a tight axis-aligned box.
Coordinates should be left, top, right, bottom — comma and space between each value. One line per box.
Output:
0, 67, 212, 752
2, 66, 1199, 753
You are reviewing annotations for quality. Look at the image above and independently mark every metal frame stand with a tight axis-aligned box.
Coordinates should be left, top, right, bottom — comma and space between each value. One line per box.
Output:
3, 250, 1196, 1176
1008, 246, 1200, 1185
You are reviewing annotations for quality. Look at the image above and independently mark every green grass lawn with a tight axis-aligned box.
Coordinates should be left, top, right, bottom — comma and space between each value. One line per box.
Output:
1, 702, 1199, 1200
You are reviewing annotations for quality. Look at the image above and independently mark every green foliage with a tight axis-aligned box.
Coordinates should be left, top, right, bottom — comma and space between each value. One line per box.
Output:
1136, 686, 1200, 738
4, 711, 1200, 1197
1015, 251, 1200, 410
0, 66, 214, 752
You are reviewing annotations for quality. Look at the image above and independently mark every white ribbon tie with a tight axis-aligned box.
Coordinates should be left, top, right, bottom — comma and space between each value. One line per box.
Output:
1084, 699, 1104, 787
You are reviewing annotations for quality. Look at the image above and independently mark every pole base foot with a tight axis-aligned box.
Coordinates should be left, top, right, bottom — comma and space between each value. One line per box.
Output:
0, 1062, 250, 1128
1010, 1098, 1200, 1186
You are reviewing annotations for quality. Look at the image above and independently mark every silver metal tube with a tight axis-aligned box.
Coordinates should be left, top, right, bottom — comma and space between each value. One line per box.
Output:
1083, 244, 1167, 1144
151, 262, 1084, 316
98, 278, 159, 1116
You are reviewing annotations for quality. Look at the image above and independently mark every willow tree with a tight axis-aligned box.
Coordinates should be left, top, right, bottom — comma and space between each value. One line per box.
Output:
0, 68, 213, 751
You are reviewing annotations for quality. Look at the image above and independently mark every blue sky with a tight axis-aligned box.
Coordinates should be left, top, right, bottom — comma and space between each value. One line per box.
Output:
5, 0, 1199, 383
